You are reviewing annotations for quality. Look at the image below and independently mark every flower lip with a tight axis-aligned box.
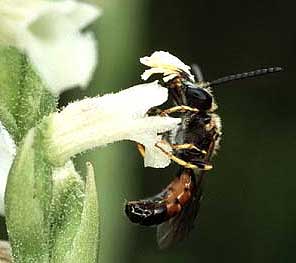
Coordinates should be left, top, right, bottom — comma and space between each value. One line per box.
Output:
140, 51, 195, 82
45, 81, 181, 168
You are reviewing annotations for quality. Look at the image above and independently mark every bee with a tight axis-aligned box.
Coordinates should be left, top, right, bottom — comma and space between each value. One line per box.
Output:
125, 57, 282, 249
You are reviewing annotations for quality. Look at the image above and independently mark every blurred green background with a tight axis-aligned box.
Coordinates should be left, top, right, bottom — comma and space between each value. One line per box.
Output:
1, 0, 295, 262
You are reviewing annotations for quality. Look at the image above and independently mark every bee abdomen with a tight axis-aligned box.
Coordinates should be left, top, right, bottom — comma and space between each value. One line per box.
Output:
125, 170, 195, 226
125, 201, 168, 226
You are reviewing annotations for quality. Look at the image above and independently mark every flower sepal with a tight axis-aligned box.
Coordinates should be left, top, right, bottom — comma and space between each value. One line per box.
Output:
0, 46, 56, 143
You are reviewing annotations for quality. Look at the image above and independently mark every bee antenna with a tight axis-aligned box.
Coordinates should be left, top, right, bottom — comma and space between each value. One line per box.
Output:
191, 64, 204, 82
206, 67, 283, 87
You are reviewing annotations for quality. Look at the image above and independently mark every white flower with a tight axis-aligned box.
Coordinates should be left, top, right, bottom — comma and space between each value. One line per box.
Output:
44, 81, 181, 168
0, 0, 101, 95
0, 122, 16, 216
140, 51, 195, 82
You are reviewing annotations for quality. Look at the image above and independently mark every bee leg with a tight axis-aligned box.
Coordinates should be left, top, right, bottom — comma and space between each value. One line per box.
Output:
137, 143, 205, 158
155, 142, 212, 171
136, 143, 145, 157
160, 105, 198, 116
137, 143, 203, 159
146, 107, 164, 116
172, 143, 207, 156
136, 143, 207, 157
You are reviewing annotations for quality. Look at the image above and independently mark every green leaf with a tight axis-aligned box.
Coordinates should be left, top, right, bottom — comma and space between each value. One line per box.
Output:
5, 127, 52, 263
51, 162, 100, 263
45, 161, 100, 263
65, 162, 100, 262
49, 162, 85, 262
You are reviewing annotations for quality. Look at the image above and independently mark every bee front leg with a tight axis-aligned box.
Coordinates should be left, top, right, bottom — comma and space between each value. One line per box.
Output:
155, 142, 212, 171
171, 143, 207, 156
160, 105, 198, 116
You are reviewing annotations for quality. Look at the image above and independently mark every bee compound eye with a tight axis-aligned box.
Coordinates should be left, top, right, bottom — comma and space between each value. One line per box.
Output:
185, 86, 213, 111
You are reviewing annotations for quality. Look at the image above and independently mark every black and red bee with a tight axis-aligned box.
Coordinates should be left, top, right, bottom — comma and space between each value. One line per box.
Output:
125, 59, 282, 249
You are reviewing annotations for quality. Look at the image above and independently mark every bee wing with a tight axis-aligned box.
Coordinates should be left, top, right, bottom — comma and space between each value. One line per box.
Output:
156, 181, 202, 249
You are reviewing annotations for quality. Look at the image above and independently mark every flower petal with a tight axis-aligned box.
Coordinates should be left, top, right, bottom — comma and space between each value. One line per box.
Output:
140, 51, 195, 82
0, 122, 16, 215
143, 140, 172, 168
23, 30, 98, 95
65, 2, 102, 29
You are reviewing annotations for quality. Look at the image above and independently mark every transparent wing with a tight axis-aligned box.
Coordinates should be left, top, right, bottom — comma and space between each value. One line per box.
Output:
156, 175, 203, 249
